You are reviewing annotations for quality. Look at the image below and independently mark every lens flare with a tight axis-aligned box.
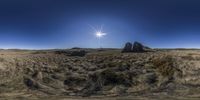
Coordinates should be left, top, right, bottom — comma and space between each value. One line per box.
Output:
88, 24, 107, 38
88, 24, 107, 48
96, 31, 106, 38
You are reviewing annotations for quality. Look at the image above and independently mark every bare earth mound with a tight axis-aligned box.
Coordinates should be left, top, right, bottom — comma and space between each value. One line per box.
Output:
0, 49, 200, 100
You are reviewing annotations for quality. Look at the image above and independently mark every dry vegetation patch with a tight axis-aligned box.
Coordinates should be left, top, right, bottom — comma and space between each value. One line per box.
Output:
0, 49, 200, 99
152, 55, 176, 77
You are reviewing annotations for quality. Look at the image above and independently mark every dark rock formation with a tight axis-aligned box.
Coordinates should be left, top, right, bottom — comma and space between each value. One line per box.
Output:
132, 41, 145, 52
122, 41, 151, 53
122, 42, 132, 53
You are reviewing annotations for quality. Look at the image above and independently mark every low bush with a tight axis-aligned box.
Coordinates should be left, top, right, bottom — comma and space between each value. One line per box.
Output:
152, 55, 176, 77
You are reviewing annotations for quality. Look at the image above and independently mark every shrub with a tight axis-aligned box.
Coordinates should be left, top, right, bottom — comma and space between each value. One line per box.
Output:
64, 76, 86, 86
152, 55, 176, 77
99, 69, 131, 86
70, 50, 86, 57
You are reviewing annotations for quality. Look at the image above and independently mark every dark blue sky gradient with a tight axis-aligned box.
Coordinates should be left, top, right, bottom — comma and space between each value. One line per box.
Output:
0, 0, 200, 49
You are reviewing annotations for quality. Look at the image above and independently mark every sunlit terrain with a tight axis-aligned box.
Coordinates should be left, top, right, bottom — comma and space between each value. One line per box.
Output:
0, 48, 200, 100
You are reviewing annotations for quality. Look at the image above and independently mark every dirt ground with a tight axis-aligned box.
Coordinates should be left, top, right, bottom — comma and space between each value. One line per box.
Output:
0, 49, 200, 99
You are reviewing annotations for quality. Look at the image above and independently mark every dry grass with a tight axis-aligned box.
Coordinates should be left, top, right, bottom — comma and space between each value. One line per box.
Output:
0, 49, 199, 99
152, 55, 176, 77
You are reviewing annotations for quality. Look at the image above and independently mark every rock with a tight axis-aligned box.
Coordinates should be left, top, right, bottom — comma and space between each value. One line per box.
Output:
122, 41, 150, 53
132, 41, 145, 52
24, 77, 39, 89
144, 46, 151, 50
122, 42, 132, 53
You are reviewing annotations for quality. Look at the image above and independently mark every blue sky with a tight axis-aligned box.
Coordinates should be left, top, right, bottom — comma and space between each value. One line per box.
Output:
0, 0, 200, 49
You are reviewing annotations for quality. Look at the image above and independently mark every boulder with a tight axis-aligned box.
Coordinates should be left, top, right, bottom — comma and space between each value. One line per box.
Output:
122, 41, 151, 53
122, 42, 132, 53
132, 41, 145, 52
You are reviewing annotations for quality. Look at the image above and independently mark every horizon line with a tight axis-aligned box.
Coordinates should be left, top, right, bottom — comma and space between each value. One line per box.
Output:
0, 47, 200, 50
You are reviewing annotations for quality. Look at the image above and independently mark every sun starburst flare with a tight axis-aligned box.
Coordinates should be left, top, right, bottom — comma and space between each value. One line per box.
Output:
88, 24, 107, 48
96, 31, 107, 38
88, 24, 107, 38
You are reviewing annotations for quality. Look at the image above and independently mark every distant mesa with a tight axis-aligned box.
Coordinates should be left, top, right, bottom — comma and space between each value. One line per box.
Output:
122, 41, 151, 53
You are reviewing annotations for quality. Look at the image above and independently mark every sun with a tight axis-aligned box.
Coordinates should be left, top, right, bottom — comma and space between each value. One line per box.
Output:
88, 24, 107, 48
88, 24, 107, 38
96, 31, 106, 38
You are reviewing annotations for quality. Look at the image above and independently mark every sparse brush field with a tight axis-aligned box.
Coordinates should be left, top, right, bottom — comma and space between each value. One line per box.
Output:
0, 49, 200, 100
